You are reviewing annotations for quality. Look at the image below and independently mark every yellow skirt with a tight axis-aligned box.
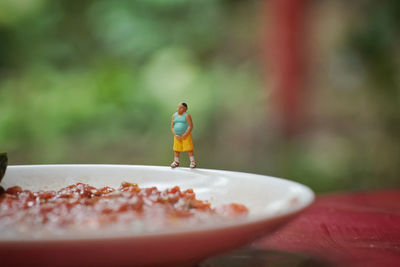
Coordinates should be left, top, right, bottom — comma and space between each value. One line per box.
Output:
173, 134, 194, 152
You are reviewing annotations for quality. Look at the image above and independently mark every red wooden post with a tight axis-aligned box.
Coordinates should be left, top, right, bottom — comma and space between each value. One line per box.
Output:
266, 0, 309, 137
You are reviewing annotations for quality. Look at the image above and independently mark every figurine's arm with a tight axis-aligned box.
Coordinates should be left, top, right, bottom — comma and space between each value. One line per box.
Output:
171, 115, 176, 135
181, 114, 193, 139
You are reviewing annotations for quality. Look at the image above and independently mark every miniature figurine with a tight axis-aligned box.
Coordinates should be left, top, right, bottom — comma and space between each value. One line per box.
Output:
170, 102, 196, 168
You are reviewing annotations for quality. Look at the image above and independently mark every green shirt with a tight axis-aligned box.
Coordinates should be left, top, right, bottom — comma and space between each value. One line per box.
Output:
173, 112, 188, 136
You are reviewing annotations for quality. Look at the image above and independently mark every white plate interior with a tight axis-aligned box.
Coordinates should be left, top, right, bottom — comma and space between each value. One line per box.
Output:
1, 165, 314, 240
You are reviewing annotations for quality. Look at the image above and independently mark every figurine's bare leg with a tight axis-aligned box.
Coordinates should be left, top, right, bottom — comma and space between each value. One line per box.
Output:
188, 151, 196, 168
171, 151, 180, 168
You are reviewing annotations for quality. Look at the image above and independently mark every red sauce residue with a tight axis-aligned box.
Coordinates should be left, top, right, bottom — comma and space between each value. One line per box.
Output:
0, 182, 248, 231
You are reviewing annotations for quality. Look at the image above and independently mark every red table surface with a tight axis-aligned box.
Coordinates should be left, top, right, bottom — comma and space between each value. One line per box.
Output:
252, 190, 400, 266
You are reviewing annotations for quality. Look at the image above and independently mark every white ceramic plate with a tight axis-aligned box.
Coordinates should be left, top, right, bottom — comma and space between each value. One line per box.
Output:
0, 165, 314, 266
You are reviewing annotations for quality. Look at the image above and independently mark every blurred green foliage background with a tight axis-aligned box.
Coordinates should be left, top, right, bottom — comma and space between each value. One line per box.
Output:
0, 0, 399, 193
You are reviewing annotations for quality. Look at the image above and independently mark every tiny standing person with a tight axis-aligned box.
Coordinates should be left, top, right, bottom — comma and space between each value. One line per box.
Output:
170, 102, 196, 168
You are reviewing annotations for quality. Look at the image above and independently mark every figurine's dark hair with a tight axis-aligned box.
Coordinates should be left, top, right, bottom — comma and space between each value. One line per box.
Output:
180, 102, 188, 110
